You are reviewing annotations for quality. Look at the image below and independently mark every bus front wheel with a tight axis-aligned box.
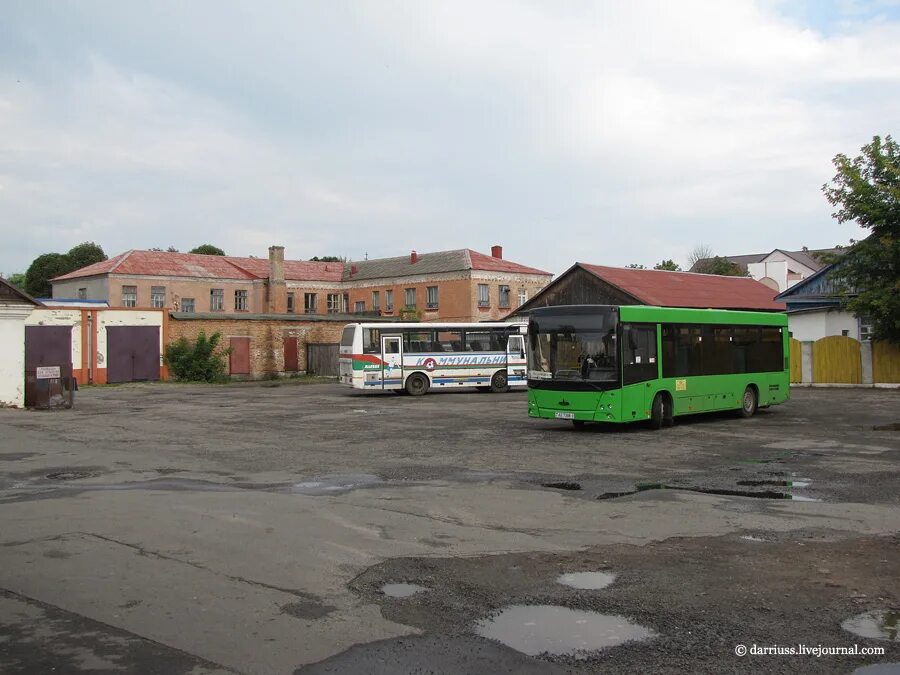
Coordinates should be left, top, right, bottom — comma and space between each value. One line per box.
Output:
740, 386, 758, 418
405, 373, 430, 396
649, 393, 665, 430
490, 371, 509, 393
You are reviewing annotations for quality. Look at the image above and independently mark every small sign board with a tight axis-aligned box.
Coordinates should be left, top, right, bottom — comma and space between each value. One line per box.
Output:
36, 366, 61, 380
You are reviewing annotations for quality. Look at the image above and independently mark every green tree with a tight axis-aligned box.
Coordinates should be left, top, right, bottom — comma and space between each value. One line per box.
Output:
4, 272, 26, 289
692, 256, 745, 276
654, 259, 682, 271
189, 244, 225, 256
625, 263, 646, 269
823, 135, 900, 343
164, 331, 230, 382
24, 253, 71, 297
66, 242, 107, 270
310, 256, 344, 262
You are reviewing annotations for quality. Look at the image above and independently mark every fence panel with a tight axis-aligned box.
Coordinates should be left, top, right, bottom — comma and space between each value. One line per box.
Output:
789, 338, 802, 383
873, 341, 900, 383
812, 335, 861, 384
307, 343, 339, 376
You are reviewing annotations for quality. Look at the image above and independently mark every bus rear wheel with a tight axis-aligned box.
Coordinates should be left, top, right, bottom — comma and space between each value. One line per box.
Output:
740, 386, 757, 418
405, 373, 430, 396
490, 371, 509, 393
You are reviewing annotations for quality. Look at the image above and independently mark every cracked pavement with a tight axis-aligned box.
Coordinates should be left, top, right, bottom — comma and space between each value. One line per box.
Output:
0, 382, 898, 673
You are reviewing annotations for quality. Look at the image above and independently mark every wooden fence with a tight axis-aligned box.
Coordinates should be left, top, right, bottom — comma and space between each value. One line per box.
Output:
791, 336, 899, 384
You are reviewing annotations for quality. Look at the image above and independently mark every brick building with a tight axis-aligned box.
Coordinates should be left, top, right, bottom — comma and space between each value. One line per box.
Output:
52, 245, 551, 322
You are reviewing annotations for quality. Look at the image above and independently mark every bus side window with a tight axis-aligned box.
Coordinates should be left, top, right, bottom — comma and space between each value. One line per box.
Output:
622, 323, 658, 385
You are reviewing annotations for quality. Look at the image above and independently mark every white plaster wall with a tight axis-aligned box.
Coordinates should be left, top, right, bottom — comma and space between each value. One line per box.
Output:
825, 311, 860, 340
761, 251, 817, 276
0, 303, 35, 407
747, 260, 788, 292
96, 310, 164, 369
787, 312, 828, 342
788, 309, 858, 342
25, 308, 82, 369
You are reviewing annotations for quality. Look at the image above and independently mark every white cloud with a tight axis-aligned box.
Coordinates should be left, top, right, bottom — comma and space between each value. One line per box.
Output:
0, 0, 894, 275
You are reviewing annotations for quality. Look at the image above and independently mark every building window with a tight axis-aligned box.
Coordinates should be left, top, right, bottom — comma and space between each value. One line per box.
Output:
518, 288, 528, 306
405, 288, 416, 309
355, 300, 365, 313
327, 293, 341, 313
77, 288, 87, 300
122, 285, 137, 308
385, 289, 394, 311
234, 289, 248, 311
210, 288, 224, 311
372, 291, 380, 311
859, 317, 873, 342
477, 284, 490, 307
841, 329, 849, 337
151, 286, 166, 308
287, 292, 295, 313
426, 286, 438, 309
304, 293, 317, 314
343, 293, 349, 312
181, 298, 195, 313
499, 285, 510, 308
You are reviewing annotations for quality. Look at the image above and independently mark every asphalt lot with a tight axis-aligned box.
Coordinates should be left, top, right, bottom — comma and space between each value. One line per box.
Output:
0, 382, 898, 674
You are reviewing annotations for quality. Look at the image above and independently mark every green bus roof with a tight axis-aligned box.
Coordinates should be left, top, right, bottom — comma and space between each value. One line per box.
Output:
530, 304, 786, 327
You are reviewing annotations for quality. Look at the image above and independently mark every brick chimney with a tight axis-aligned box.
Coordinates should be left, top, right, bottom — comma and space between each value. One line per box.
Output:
410, 250, 418, 264
267, 245, 287, 313
491, 245, 503, 259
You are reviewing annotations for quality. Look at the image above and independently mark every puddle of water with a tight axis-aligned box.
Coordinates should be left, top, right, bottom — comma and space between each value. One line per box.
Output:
842, 610, 900, 642
289, 473, 382, 495
556, 572, 616, 590
788, 494, 821, 502
740, 535, 766, 542
541, 482, 581, 491
381, 583, 428, 598
475, 605, 655, 658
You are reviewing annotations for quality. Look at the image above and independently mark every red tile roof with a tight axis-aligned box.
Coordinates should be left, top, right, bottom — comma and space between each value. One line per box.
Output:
467, 249, 551, 276
52, 250, 258, 281
226, 257, 344, 282
580, 264, 785, 311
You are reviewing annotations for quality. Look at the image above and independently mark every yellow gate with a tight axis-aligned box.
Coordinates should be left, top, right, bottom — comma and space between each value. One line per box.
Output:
812, 336, 861, 384
789, 338, 802, 383
873, 341, 900, 383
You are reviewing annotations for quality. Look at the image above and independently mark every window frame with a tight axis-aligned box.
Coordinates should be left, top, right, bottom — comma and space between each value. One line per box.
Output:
210, 288, 225, 312
477, 284, 490, 307
286, 292, 295, 313
404, 287, 416, 309
121, 285, 137, 308
426, 286, 438, 309
304, 293, 317, 314
181, 297, 195, 313
234, 289, 248, 311
327, 293, 341, 313
385, 289, 394, 312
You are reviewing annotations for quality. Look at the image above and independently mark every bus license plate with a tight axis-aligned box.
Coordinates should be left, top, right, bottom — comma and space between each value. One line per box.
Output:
555, 412, 575, 420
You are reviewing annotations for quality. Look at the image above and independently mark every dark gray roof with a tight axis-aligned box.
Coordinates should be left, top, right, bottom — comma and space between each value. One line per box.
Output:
343, 248, 550, 281
690, 248, 842, 273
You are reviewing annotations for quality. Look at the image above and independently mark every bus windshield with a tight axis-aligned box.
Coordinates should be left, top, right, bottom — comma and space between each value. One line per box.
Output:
528, 308, 619, 387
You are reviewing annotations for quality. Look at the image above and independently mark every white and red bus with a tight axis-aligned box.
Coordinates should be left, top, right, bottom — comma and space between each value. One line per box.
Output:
339, 322, 528, 395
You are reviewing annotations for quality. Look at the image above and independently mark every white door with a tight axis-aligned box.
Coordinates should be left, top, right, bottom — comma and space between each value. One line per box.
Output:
381, 336, 403, 389
507, 334, 527, 383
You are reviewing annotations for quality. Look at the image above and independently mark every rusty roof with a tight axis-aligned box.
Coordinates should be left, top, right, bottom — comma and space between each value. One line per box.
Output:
580, 264, 785, 311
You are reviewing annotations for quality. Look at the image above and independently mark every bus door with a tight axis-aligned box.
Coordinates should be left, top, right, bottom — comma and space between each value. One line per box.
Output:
507, 333, 527, 383
381, 335, 403, 389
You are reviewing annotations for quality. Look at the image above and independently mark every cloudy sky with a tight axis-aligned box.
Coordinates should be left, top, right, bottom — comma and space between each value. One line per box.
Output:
1, 0, 897, 276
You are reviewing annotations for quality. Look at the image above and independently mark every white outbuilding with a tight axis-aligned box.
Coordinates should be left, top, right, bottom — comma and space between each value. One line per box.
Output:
0, 278, 39, 407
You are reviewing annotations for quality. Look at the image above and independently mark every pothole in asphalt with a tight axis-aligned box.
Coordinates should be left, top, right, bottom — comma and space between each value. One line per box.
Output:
737, 479, 811, 488
556, 572, 616, 590
380, 583, 428, 598
541, 482, 581, 491
474, 605, 656, 658
841, 609, 900, 641
596, 484, 819, 501
873, 422, 900, 431
45, 471, 95, 481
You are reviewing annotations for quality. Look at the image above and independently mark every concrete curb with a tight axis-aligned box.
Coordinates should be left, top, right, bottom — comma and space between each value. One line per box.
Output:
790, 383, 900, 389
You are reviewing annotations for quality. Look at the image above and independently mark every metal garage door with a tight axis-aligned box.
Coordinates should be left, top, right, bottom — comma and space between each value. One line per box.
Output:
229, 337, 251, 375
307, 343, 339, 376
24, 326, 74, 406
107, 326, 160, 383
284, 336, 299, 372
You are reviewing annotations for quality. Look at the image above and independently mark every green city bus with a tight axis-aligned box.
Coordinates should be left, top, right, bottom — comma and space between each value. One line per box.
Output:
526, 305, 789, 428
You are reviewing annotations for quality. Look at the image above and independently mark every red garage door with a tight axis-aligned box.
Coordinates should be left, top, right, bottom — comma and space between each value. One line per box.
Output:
107, 326, 160, 383
229, 337, 250, 375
